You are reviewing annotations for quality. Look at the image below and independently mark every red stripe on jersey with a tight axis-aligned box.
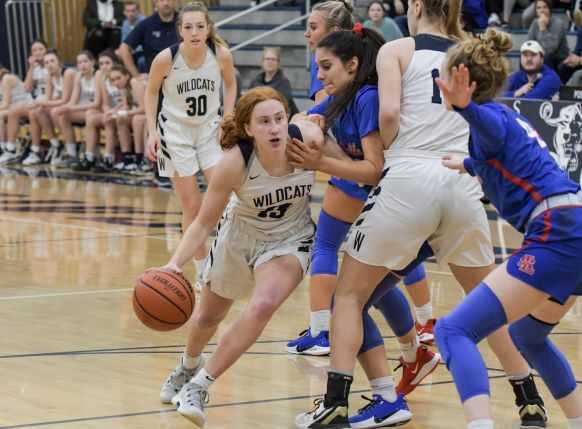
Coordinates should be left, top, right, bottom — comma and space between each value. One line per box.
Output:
540, 210, 552, 243
487, 159, 544, 203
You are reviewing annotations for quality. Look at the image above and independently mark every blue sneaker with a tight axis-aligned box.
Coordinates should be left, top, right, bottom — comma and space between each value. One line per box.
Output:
349, 394, 412, 428
286, 328, 330, 356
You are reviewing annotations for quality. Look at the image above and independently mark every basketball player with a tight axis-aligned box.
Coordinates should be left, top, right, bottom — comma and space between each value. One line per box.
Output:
51, 51, 98, 168
434, 28, 582, 429
157, 87, 320, 427
294, 0, 546, 427
291, 0, 435, 361
0, 68, 33, 153
144, 1, 236, 284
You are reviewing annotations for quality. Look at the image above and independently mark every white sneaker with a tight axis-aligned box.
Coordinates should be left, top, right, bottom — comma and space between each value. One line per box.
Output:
45, 145, 61, 164
160, 354, 206, 403
0, 150, 20, 165
172, 382, 209, 427
22, 151, 42, 165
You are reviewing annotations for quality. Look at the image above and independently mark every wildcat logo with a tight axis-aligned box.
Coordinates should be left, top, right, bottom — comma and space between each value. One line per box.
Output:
517, 254, 536, 276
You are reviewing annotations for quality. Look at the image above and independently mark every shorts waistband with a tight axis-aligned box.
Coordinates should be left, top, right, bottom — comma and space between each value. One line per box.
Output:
527, 190, 582, 227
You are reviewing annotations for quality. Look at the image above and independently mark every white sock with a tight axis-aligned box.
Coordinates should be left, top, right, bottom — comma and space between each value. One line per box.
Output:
6, 141, 15, 152
66, 142, 77, 157
415, 302, 433, 325
104, 153, 114, 162
370, 376, 396, 402
192, 368, 215, 390
0, 141, 5, 150
507, 372, 530, 381
400, 336, 420, 363
30, 145, 40, 153
569, 416, 582, 429
310, 310, 331, 336
182, 352, 201, 370
468, 419, 494, 429
85, 152, 95, 162
49, 138, 60, 148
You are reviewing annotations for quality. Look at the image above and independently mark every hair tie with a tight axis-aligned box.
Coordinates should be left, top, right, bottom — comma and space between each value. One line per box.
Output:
352, 22, 364, 38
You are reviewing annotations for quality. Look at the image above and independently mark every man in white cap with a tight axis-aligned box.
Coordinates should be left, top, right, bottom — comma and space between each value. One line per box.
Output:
504, 40, 561, 100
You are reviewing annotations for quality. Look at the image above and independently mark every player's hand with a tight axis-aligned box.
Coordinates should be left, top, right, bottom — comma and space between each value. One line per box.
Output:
442, 154, 467, 173
307, 114, 326, 130
145, 131, 161, 162
160, 262, 183, 274
436, 64, 475, 110
286, 137, 323, 170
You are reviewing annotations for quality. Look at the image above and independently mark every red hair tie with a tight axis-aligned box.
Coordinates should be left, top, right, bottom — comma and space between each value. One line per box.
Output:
352, 22, 364, 38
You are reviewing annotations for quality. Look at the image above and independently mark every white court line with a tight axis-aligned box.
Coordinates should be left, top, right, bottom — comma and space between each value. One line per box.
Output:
0, 288, 133, 300
0, 214, 175, 241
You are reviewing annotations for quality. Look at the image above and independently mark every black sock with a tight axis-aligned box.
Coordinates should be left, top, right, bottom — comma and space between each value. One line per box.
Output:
510, 374, 544, 406
122, 152, 135, 165
135, 153, 143, 163
324, 370, 353, 407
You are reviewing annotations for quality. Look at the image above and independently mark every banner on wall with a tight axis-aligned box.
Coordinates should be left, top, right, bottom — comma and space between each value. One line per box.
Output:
500, 98, 582, 186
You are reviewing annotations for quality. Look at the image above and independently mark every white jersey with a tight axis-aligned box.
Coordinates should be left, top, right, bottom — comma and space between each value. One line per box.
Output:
387, 34, 469, 161
159, 43, 221, 127
224, 141, 315, 239
105, 78, 122, 107
51, 75, 64, 100
32, 65, 48, 99
1, 75, 32, 106
79, 74, 96, 104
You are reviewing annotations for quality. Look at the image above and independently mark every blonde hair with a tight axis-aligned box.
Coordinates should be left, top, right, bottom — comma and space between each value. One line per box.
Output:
416, 0, 466, 40
220, 87, 289, 149
444, 28, 512, 103
312, 0, 355, 30
177, 2, 227, 47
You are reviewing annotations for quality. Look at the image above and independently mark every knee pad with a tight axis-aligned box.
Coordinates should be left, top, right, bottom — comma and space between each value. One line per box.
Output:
373, 283, 415, 337
310, 210, 351, 276
434, 284, 508, 402
510, 315, 577, 399
360, 311, 384, 355
403, 264, 426, 286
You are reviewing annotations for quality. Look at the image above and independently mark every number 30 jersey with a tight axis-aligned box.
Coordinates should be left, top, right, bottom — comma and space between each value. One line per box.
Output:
387, 34, 469, 160
158, 43, 221, 127
224, 141, 315, 238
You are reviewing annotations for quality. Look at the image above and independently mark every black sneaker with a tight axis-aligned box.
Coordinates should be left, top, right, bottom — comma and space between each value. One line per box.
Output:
92, 158, 114, 173
72, 158, 95, 171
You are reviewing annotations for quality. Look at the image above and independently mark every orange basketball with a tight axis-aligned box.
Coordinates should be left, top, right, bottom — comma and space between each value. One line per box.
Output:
133, 268, 195, 331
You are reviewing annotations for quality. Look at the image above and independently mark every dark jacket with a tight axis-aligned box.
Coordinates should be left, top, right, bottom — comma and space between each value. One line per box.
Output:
503, 64, 561, 100
83, 0, 125, 30
248, 69, 299, 116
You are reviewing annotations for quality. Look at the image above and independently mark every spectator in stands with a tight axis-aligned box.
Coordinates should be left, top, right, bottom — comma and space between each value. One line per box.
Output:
527, 0, 570, 73
363, 1, 402, 42
500, 0, 534, 28
117, 0, 178, 78
463, 0, 489, 31
121, 1, 146, 73
504, 40, 561, 99
382, 0, 406, 17
248, 47, 298, 116
561, 25, 582, 83
83, 0, 124, 58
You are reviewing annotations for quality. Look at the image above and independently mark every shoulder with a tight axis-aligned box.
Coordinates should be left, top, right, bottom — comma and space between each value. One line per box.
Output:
152, 47, 173, 68
3, 74, 18, 87
63, 68, 77, 79
217, 143, 248, 184
378, 37, 413, 59
355, 85, 379, 104
215, 45, 234, 65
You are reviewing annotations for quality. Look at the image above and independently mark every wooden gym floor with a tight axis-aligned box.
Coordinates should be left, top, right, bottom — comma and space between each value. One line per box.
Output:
1, 165, 581, 429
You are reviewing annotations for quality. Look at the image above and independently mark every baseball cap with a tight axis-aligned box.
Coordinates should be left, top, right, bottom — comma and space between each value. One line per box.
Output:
521, 40, 544, 55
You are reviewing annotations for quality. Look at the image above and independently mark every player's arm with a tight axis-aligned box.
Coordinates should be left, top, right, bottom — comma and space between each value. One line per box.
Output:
66, 73, 82, 108
167, 149, 245, 270
217, 45, 237, 117
377, 41, 404, 148
127, 78, 145, 116
145, 50, 171, 136
41, 69, 76, 107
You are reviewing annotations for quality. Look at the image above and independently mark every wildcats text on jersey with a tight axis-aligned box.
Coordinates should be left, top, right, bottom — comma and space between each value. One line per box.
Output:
252, 184, 312, 208
176, 78, 216, 95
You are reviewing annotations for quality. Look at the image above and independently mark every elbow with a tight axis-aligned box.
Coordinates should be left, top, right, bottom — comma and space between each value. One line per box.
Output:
379, 105, 400, 124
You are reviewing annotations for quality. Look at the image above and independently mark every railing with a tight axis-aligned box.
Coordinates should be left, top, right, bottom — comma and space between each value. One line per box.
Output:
5, 0, 56, 77
214, 0, 311, 68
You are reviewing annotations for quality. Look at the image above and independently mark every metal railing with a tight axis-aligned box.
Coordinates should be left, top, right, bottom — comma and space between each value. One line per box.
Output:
214, 0, 311, 68
5, 0, 57, 77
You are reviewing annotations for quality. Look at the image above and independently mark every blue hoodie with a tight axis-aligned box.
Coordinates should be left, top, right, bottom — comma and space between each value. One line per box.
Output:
503, 64, 561, 100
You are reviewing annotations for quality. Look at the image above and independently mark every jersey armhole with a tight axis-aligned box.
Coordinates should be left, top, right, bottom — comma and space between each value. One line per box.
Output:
207, 39, 217, 55
169, 43, 180, 61
237, 139, 254, 168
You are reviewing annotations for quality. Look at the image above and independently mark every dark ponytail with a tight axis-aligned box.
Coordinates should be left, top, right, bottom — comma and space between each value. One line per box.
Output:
317, 27, 385, 126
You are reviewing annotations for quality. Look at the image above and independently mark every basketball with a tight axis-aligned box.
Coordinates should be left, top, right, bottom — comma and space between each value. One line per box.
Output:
132, 268, 195, 331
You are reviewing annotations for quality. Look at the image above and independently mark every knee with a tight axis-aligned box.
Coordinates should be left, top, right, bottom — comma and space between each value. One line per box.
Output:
434, 316, 468, 367
509, 316, 550, 350
247, 296, 278, 323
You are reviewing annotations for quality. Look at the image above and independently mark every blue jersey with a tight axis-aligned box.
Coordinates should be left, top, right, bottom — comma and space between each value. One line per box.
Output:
459, 101, 580, 232
309, 53, 324, 100
308, 84, 379, 161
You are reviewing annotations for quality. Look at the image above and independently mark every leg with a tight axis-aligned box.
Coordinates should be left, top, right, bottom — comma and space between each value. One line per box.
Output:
159, 286, 233, 404
23, 108, 44, 165
131, 114, 146, 155
83, 110, 103, 158
171, 175, 207, 261
510, 297, 582, 421
435, 262, 550, 425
